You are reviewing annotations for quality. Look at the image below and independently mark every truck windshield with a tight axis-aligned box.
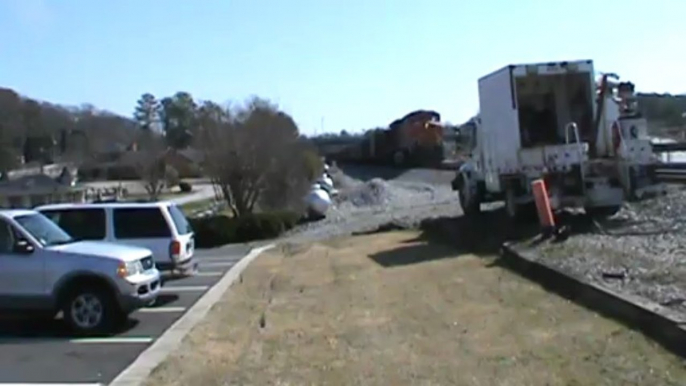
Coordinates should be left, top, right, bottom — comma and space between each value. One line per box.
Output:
14, 213, 75, 247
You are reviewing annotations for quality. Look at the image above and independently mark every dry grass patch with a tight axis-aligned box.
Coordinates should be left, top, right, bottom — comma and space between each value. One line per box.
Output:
145, 231, 686, 386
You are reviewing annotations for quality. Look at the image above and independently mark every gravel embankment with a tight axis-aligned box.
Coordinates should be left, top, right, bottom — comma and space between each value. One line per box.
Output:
283, 165, 462, 242
528, 186, 686, 317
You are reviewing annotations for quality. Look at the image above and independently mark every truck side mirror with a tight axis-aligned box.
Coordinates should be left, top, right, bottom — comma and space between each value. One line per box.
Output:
14, 239, 34, 254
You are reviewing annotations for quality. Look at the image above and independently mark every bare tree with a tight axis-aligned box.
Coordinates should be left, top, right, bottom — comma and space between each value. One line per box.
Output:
133, 131, 169, 201
198, 97, 319, 217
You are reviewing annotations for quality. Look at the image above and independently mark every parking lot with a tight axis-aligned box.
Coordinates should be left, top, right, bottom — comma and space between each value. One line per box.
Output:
0, 244, 252, 385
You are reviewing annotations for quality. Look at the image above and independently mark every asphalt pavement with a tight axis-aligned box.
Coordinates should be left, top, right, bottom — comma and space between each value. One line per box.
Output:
0, 243, 252, 385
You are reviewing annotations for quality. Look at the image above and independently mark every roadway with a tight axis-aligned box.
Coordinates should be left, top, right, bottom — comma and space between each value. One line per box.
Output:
0, 244, 251, 385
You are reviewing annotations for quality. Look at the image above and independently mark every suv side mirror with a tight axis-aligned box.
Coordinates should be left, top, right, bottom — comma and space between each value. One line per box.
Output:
14, 239, 35, 254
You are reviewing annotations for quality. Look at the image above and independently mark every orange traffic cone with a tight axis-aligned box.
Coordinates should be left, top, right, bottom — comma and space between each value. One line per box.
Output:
531, 179, 556, 234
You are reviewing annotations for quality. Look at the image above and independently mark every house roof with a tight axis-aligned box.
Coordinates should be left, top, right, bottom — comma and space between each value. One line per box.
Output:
166, 148, 204, 163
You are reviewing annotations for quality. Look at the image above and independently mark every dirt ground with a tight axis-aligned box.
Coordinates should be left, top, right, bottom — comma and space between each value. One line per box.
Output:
145, 231, 686, 386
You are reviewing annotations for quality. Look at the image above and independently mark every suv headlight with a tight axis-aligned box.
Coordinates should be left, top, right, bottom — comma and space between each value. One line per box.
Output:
117, 260, 144, 278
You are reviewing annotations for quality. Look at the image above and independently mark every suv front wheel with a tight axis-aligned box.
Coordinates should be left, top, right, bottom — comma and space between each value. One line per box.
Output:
61, 284, 125, 335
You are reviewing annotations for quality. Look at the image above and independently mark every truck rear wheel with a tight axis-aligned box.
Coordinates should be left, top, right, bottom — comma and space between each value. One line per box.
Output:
505, 188, 537, 223
458, 174, 481, 216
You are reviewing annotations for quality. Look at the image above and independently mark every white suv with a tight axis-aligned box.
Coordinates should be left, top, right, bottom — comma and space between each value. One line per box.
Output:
0, 209, 161, 334
36, 201, 197, 276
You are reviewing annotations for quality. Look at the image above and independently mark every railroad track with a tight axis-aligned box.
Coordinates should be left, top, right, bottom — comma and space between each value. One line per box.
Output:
655, 168, 686, 183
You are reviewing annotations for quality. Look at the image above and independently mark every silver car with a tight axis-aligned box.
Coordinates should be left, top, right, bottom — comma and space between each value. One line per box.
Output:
0, 209, 161, 334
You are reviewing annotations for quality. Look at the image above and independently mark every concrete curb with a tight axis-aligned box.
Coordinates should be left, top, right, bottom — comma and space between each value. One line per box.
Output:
109, 243, 276, 386
500, 242, 686, 359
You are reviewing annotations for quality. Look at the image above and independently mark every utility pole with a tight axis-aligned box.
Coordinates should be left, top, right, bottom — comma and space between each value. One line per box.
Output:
320, 116, 324, 135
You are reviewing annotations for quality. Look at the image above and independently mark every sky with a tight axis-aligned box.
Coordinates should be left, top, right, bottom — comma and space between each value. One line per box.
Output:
1, 0, 684, 136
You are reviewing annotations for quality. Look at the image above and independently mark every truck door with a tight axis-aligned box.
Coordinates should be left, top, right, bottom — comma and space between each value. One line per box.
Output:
0, 219, 47, 310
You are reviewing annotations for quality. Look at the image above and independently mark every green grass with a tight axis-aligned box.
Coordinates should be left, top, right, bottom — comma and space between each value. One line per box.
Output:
124, 192, 178, 201
180, 197, 221, 215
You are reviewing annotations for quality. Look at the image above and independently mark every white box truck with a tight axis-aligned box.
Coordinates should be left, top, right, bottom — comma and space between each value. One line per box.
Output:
453, 60, 664, 220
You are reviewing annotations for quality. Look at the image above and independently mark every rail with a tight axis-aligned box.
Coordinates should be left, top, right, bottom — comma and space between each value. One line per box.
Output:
655, 168, 686, 183
652, 142, 686, 153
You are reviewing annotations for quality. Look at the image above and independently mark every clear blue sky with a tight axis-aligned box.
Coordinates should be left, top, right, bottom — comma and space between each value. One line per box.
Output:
1, 0, 684, 135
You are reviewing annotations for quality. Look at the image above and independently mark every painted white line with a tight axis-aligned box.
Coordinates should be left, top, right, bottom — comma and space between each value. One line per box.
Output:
0, 383, 104, 386
71, 337, 154, 344
138, 306, 186, 313
199, 261, 235, 268
160, 285, 209, 292
111, 244, 275, 386
197, 257, 241, 263
0, 336, 154, 344
194, 271, 223, 277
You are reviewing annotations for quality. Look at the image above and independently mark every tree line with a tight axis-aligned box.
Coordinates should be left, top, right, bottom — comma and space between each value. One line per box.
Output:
0, 86, 322, 216
0, 87, 137, 171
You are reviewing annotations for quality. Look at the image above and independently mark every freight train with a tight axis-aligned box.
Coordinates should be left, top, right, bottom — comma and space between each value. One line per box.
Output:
331, 110, 447, 168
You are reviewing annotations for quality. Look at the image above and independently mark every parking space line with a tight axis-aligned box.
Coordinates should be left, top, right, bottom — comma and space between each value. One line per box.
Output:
200, 262, 235, 268
72, 337, 155, 344
138, 306, 186, 313
194, 271, 224, 277
0, 337, 154, 344
160, 285, 209, 292
0, 383, 104, 386
198, 257, 240, 263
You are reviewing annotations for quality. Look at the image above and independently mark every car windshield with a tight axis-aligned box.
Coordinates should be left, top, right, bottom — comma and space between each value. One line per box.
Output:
14, 213, 75, 247
168, 204, 193, 235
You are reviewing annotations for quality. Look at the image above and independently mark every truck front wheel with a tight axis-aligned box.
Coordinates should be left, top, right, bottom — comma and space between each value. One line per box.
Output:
459, 174, 481, 216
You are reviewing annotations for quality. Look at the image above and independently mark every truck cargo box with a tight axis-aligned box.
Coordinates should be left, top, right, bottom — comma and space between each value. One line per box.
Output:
477, 60, 596, 176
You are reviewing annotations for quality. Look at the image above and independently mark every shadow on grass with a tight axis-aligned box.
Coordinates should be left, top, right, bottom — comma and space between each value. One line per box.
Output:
369, 241, 459, 267
368, 207, 541, 268
366, 205, 653, 268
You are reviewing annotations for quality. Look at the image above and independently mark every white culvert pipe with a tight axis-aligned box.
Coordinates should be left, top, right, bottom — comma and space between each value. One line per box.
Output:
319, 174, 334, 190
304, 183, 332, 218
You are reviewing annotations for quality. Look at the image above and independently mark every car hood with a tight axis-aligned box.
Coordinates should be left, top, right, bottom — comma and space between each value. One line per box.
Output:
47, 241, 152, 262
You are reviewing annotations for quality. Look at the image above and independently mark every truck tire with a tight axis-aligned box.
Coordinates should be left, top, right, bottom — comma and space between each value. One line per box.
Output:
458, 174, 481, 216
61, 284, 125, 335
585, 205, 621, 218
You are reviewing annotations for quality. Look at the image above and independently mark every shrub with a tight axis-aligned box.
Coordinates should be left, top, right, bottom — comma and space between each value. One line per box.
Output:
302, 148, 324, 182
178, 181, 193, 193
189, 210, 302, 248
269, 210, 302, 229
189, 215, 237, 248
234, 213, 283, 241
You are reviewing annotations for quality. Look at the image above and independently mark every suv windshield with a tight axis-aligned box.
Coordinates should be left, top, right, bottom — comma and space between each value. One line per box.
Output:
168, 204, 193, 235
14, 213, 74, 247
